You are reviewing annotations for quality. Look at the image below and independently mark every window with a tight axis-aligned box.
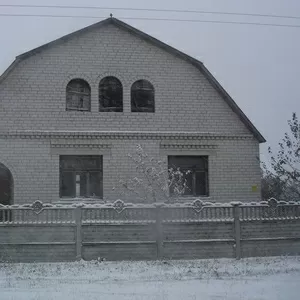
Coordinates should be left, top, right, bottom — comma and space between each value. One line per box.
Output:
168, 156, 208, 196
131, 80, 155, 112
66, 79, 91, 111
99, 77, 123, 112
60, 156, 103, 198
0, 163, 13, 221
0, 163, 13, 206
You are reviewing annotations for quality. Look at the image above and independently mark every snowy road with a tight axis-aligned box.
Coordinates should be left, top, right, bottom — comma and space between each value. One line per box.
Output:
1, 257, 300, 300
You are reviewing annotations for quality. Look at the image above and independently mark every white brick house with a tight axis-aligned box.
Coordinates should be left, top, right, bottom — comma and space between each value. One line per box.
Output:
0, 17, 265, 205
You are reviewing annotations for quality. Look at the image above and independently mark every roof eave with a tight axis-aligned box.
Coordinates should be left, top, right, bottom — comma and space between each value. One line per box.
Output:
199, 63, 266, 143
17, 18, 113, 60
0, 58, 20, 84
111, 19, 266, 143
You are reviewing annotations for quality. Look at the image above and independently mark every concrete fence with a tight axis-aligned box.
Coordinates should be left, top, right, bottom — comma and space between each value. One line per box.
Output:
0, 198, 300, 262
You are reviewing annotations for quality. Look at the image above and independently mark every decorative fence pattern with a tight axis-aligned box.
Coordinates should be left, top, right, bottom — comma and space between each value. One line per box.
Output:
0, 198, 300, 262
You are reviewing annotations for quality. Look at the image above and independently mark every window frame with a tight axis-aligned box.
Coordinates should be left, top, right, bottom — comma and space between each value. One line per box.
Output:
59, 155, 103, 199
66, 79, 91, 112
131, 79, 155, 113
168, 155, 209, 197
99, 76, 123, 112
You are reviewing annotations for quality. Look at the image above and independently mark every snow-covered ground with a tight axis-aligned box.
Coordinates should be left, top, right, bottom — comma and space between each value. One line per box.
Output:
1, 256, 300, 300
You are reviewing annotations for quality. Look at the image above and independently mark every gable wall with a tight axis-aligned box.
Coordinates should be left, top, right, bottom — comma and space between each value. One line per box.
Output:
0, 24, 250, 135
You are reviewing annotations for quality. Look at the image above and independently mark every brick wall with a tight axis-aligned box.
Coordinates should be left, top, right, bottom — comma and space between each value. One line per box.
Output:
0, 24, 250, 134
0, 23, 261, 204
0, 136, 261, 203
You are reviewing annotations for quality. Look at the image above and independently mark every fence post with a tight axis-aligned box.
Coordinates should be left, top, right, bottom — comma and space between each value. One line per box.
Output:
75, 205, 83, 261
155, 204, 163, 259
232, 203, 241, 260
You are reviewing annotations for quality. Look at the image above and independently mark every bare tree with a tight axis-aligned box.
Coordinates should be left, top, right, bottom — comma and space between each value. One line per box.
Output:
261, 169, 285, 201
113, 144, 190, 203
266, 112, 300, 200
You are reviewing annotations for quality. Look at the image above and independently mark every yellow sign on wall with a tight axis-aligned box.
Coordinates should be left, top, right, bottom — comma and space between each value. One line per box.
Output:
251, 185, 258, 192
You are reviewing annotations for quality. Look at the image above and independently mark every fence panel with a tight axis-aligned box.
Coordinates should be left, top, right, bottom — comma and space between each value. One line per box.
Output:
239, 198, 300, 258
0, 201, 75, 224
0, 201, 76, 262
0, 198, 300, 262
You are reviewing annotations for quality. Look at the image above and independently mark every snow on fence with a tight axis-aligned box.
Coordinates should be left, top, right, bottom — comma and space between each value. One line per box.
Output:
0, 198, 300, 262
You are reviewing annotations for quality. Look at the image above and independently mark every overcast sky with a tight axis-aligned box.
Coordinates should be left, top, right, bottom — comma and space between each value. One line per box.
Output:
1, 0, 299, 162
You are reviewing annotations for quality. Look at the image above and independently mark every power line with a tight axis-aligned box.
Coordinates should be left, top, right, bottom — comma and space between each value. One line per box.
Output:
0, 4, 300, 20
0, 14, 300, 29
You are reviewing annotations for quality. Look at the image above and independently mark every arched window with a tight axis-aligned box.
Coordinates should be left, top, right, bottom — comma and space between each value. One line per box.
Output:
66, 79, 91, 111
99, 77, 123, 112
131, 80, 155, 112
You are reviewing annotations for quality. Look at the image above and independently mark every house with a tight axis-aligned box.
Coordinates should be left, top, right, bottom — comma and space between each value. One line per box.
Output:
0, 17, 265, 205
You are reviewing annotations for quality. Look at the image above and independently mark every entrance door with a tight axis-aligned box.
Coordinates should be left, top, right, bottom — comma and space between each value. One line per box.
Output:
0, 163, 13, 206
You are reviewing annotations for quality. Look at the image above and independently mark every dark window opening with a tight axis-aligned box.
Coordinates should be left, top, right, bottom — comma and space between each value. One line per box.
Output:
168, 156, 209, 196
99, 76, 123, 112
0, 164, 13, 206
60, 156, 103, 198
0, 163, 13, 222
131, 80, 155, 112
66, 79, 91, 111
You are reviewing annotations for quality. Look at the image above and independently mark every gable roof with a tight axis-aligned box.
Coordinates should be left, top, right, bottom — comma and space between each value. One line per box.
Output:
0, 17, 265, 143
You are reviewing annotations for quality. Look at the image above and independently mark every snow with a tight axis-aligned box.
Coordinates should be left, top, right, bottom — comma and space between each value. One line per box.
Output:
1, 256, 300, 299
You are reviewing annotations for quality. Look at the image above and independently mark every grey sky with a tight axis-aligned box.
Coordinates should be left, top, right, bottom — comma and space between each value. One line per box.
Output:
1, 0, 299, 162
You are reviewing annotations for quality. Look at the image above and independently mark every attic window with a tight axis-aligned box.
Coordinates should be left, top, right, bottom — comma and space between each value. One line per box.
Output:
99, 76, 123, 112
131, 80, 155, 112
66, 79, 91, 111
